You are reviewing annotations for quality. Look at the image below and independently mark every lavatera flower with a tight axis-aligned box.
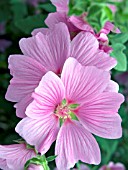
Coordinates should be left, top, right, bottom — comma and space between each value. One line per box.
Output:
0, 143, 36, 170
5, 23, 116, 118
16, 58, 124, 170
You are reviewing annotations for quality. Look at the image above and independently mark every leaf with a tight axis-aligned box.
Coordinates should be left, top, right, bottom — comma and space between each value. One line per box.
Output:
15, 14, 46, 35
10, 2, 28, 20
109, 33, 128, 44
46, 155, 57, 162
111, 43, 127, 71
96, 136, 119, 164
38, 3, 56, 12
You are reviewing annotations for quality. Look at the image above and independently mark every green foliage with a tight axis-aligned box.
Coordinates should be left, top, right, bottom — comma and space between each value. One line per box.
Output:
46, 155, 57, 162
38, 3, 56, 12
111, 43, 127, 71
14, 14, 46, 34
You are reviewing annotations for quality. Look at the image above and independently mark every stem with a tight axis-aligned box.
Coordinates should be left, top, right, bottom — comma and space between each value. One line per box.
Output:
42, 162, 50, 170
76, 161, 80, 170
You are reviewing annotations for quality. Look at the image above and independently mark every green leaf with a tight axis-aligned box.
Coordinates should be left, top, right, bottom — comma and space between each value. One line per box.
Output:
38, 3, 56, 12
109, 33, 128, 44
100, 6, 113, 27
69, 104, 79, 109
96, 136, 119, 164
0, 1, 11, 22
15, 14, 46, 35
46, 155, 57, 162
111, 43, 127, 71
10, 2, 28, 20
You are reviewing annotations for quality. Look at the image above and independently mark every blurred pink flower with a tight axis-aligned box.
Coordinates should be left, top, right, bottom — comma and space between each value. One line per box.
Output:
54, 163, 90, 170
16, 57, 124, 170
28, 164, 44, 170
107, 4, 117, 14
99, 162, 125, 170
0, 143, 36, 170
5, 23, 116, 118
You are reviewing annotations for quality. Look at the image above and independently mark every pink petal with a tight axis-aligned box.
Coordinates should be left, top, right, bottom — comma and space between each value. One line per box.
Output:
68, 16, 94, 32
31, 28, 49, 36
70, 32, 116, 70
76, 92, 124, 138
0, 144, 36, 170
0, 158, 10, 170
71, 32, 98, 63
16, 115, 59, 155
51, 0, 69, 12
61, 57, 110, 104
5, 55, 45, 102
105, 80, 119, 92
26, 71, 65, 119
20, 23, 70, 74
55, 119, 101, 170
14, 94, 33, 118
100, 21, 121, 34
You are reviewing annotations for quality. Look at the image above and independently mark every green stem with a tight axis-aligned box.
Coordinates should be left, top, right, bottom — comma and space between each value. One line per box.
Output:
42, 162, 50, 170
76, 161, 80, 170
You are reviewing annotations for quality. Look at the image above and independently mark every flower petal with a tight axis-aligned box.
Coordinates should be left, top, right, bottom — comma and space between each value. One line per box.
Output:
70, 32, 116, 70
105, 80, 119, 92
14, 94, 33, 118
0, 158, 10, 170
61, 57, 110, 104
76, 92, 124, 138
20, 23, 70, 74
31, 28, 49, 36
55, 119, 101, 170
0, 144, 36, 170
5, 55, 45, 102
51, 0, 69, 12
16, 115, 59, 155
26, 71, 65, 119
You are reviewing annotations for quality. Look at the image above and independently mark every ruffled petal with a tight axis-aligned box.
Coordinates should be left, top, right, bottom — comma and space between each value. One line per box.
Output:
31, 28, 49, 36
70, 32, 116, 70
0, 144, 36, 170
5, 55, 45, 102
20, 23, 70, 74
55, 119, 101, 170
61, 57, 110, 104
76, 92, 124, 138
16, 115, 59, 155
14, 94, 33, 118
105, 80, 119, 92
0, 158, 10, 170
26, 71, 65, 119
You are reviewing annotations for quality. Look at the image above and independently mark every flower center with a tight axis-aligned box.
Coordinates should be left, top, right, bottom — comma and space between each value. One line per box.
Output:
55, 99, 79, 126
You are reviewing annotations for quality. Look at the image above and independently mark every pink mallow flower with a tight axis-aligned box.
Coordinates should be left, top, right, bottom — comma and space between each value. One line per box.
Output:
5, 23, 117, 118
32, 0, 120, 53
99, 162, 125, 170
16, 57, 124, 170
0, 143, 36, 170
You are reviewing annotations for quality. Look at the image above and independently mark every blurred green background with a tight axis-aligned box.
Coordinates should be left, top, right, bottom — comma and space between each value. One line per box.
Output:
0, 0, 128, 169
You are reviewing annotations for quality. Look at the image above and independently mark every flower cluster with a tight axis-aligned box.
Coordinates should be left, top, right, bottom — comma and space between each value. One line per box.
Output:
0, 0, 125, 170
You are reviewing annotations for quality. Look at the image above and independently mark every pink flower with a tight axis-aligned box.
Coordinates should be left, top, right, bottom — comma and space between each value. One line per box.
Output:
99, 162, 125, 170
5, 23, 116, 118
32, 0, 120, 53
16, 58, 124, 170
28, 164, 44, 170
32, 0, 94, 37
0, 143, 36, 170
